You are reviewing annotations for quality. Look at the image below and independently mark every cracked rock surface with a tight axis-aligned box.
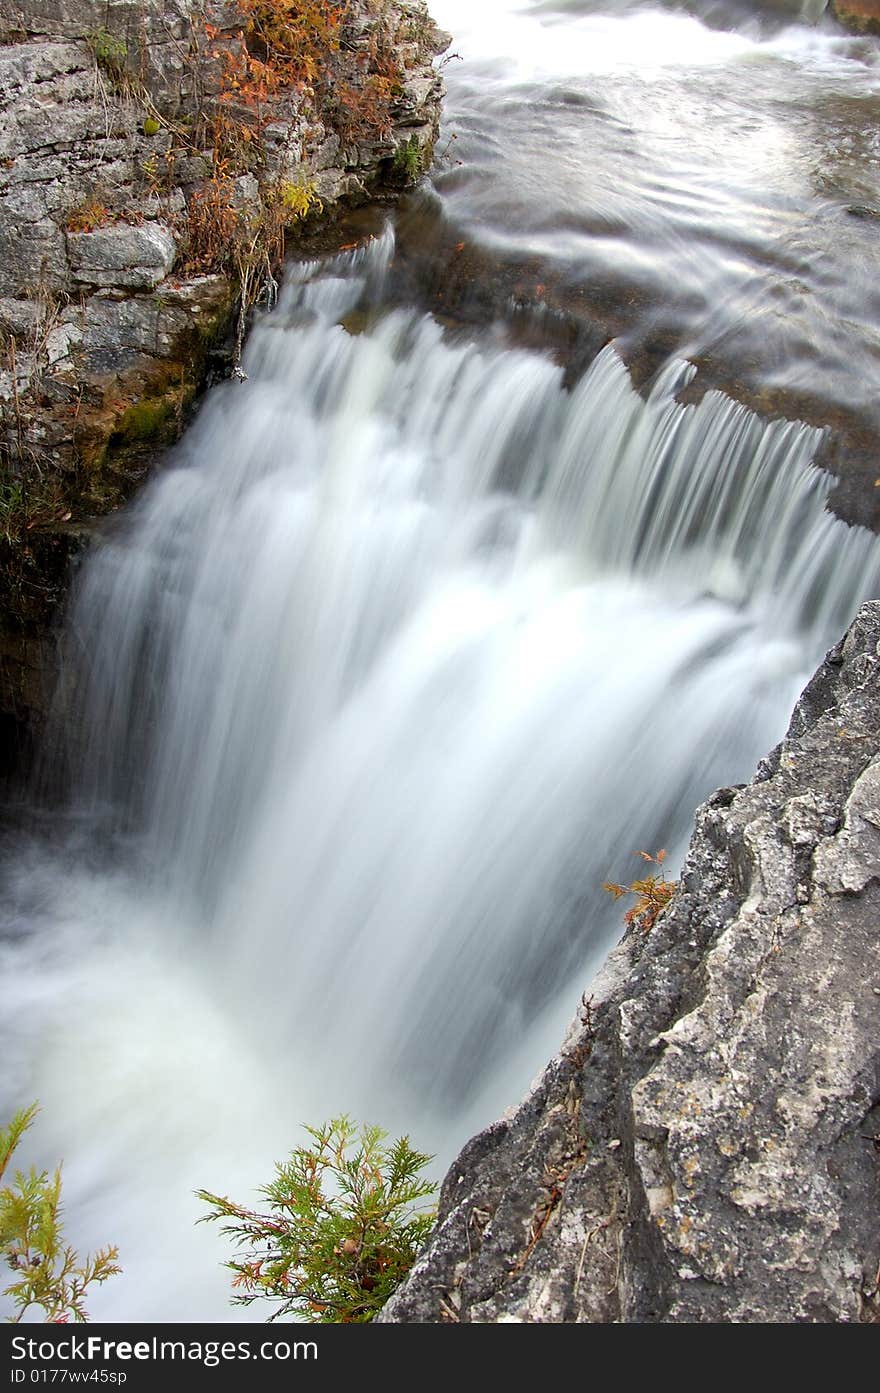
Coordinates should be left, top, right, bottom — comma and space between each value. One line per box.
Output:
383, 601, 880, 1323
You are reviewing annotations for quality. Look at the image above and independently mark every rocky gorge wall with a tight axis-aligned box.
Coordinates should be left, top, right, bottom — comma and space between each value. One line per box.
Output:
0, 0, 448, 755
384, 601, 880, 1324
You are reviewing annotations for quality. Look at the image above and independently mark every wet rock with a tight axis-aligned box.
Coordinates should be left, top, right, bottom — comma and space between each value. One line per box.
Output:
831, 0, 880, 33
384, 601, 880, 1323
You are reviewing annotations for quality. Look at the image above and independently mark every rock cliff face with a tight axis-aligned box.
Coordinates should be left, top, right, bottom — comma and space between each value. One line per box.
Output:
0, 0, 448, 744
383, 601, 880, 1324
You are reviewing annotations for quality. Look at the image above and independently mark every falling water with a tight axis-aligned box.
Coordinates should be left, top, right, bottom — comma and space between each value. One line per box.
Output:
3, 224, 878, 1319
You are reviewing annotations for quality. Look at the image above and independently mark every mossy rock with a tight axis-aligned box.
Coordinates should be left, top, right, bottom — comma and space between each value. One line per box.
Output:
831, 0, 880, 32
111, 391, 186, 448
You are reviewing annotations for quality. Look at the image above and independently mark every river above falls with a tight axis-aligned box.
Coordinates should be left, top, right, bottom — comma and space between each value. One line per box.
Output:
420, 0, 880, 525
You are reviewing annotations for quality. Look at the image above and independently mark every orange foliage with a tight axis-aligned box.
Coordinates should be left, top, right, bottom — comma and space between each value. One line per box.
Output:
203, 1, 400, 144
66, 200, 111, 233
603, 849, 676, 933
185, 3, 405, 287
182, 174, 242, 273
207, 0, 346, 120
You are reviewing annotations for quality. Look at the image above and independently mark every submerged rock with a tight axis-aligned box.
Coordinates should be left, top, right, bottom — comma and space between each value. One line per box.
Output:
383, 601, 880, 1323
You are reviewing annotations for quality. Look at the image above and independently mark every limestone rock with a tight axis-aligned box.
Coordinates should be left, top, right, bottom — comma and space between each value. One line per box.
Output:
67, 221, 176, 289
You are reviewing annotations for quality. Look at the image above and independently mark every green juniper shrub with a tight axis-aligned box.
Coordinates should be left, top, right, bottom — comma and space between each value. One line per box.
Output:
0, 1104, 121, 1323
198, 1116, 437, 1322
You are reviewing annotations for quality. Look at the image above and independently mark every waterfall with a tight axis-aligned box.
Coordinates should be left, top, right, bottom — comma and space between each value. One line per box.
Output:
47, 223, 880, 1098
6, 227, 879, 1318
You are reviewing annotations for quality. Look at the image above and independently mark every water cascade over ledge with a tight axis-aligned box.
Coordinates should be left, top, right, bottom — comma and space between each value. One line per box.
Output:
3, 227, 879, 1320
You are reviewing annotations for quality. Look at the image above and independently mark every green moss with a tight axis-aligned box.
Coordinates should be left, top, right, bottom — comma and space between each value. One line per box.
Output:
113, 396, 176, 445
77, 379, 196, 497
86, 28, 128, 82
392, 136, 424, 185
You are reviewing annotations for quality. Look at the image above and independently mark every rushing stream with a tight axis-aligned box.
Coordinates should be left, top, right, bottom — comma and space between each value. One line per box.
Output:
3, 0, 880, 1322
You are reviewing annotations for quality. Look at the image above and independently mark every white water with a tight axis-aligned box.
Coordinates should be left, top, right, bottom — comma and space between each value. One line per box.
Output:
4, 0, 880, 1322
3, 228, 878, 1320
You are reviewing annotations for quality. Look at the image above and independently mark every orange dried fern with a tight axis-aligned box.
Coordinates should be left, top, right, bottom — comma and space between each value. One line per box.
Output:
603, 849, 676, 933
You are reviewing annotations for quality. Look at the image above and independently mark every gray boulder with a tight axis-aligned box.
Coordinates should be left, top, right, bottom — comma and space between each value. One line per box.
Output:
67, 221, 176, 289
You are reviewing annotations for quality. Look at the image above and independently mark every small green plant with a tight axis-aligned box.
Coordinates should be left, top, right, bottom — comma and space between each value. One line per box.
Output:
198, 1117, 437, 1323
603, 848, 677, 932
277, 178, 323, 223
86, 28, 128, 81
392, 135, 423, 184
0, 480, 25, 544
1, 1104, 121, 1323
